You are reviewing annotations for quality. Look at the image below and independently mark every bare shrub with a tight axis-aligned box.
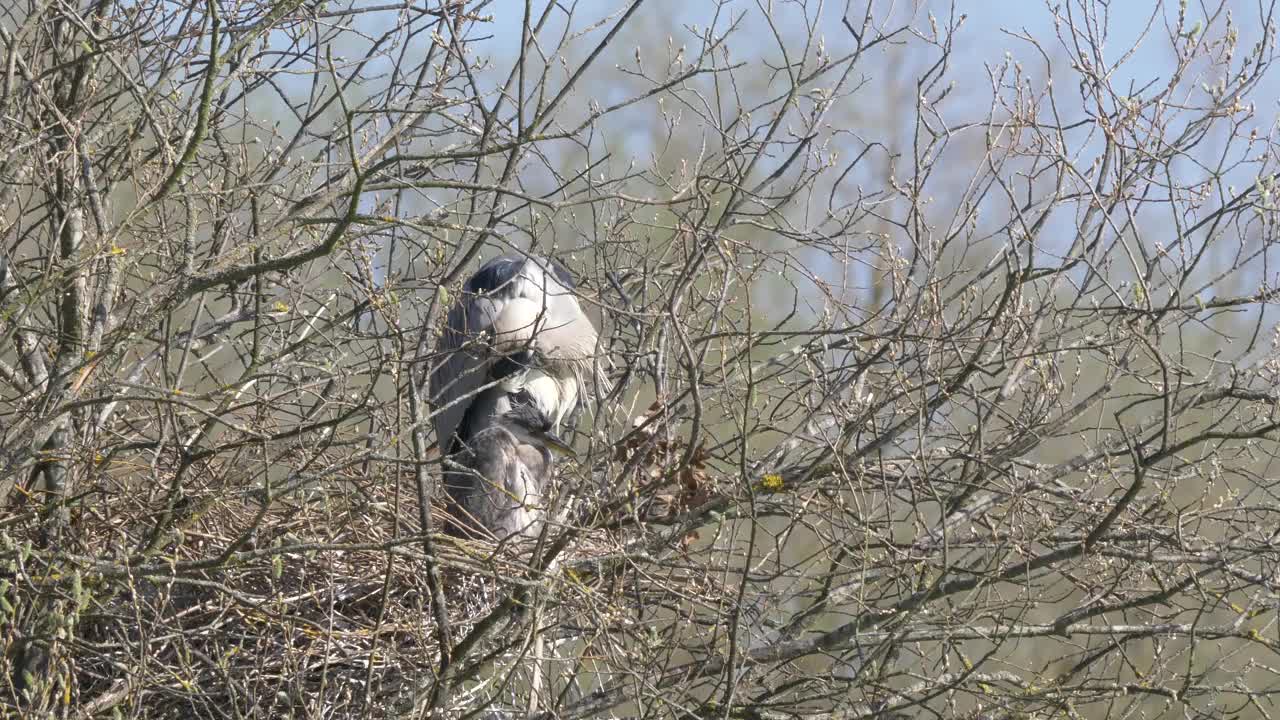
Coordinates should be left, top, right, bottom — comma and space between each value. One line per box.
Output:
2, 0, 1280, 717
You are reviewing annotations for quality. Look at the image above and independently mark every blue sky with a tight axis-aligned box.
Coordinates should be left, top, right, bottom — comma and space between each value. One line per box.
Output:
343, 1, 1280, 337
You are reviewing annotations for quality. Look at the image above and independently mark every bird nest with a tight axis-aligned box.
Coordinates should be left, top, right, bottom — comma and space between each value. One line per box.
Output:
0, 455, 632, 718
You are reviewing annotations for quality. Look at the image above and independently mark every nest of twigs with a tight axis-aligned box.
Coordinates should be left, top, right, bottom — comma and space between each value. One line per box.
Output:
0, 451, 632, 718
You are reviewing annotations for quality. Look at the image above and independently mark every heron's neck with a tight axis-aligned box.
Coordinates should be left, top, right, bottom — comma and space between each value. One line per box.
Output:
452, 388, 514, 452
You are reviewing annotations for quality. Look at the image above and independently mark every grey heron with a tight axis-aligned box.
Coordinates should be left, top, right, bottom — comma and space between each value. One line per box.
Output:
430, 254, 603, 539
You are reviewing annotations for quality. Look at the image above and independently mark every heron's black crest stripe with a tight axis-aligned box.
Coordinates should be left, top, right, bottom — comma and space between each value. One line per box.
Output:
505, 395, 554, 433
466, 256, 523, 295
466, 254, 577, 296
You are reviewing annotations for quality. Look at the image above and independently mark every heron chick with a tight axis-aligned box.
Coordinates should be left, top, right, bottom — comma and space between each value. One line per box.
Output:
443, 395, 576, 541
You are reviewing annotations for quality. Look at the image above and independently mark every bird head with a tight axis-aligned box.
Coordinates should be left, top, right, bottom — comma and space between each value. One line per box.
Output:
501, 399, 576, 458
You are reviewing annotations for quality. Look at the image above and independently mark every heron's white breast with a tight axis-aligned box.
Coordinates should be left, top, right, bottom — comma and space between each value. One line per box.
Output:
489, 296, 544, 352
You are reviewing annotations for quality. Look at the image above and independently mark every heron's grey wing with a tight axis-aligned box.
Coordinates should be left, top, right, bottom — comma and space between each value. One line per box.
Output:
429, 290, 503, 457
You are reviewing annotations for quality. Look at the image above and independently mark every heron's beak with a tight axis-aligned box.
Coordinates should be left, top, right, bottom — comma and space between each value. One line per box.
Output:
542, 431, 577, 458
